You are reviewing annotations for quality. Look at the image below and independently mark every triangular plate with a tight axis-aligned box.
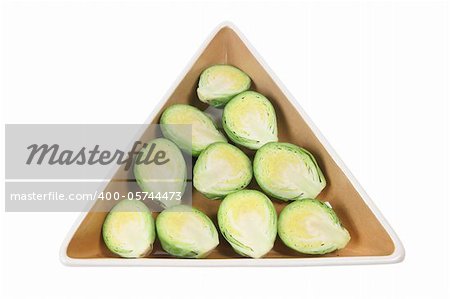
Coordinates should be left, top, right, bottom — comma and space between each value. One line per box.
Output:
61, 22, 404, 266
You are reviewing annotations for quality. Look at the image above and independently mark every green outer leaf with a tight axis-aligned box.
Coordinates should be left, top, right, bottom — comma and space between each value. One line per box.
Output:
133, 138, 187, 209
193, 142, 252, 199
253, 142, 326, 201
156, 205, 219, 258
102, 199, 155, 258
217, 190, 277, 258
160, 104, 227, 156
278, 198, 351, 255
222, 91, 278, 150
197, 64, 251, 108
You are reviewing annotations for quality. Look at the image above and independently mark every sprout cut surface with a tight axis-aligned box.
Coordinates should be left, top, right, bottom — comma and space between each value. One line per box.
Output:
254, 142, 326, 201
278, 199, 350, 254
197, 64, 251, 107
218, 190, 277, 258
160, 104, 227, 156
156, 205, 219, 258
193, 142, 252, 199
102, 200, 155, 258
134, 138, 187, 209
223, 91, 278, 149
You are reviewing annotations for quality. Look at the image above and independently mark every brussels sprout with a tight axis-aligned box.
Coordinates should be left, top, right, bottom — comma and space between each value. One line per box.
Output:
218, 190, 277, 258
254, 142, 326, 201
278, 199, 350, 254
156, 205, 219, 258
193, 142, 252, 199
102, 199, 155, 258
222, 91, 278, 149
160, 104, 227, 156
197, 64, 251, 107
134, 138, 187, 209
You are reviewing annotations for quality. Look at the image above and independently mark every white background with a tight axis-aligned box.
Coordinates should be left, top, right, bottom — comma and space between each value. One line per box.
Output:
1, 0, 449, 298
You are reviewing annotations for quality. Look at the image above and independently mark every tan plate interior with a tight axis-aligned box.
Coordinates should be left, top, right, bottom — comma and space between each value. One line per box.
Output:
67, 27, 395, 259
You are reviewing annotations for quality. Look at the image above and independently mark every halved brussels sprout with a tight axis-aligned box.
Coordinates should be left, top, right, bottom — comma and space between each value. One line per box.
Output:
197, 64, 251, 107
278, 199, 350, 254
254, 142, 326, 201
223, 91, 278, 149
156, 205, 219, 258
134, 138, 187, 209
160, 104, 227, 156
102, 199, 155, 258
218, 190, 277, 258
193, 142, 252, 199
